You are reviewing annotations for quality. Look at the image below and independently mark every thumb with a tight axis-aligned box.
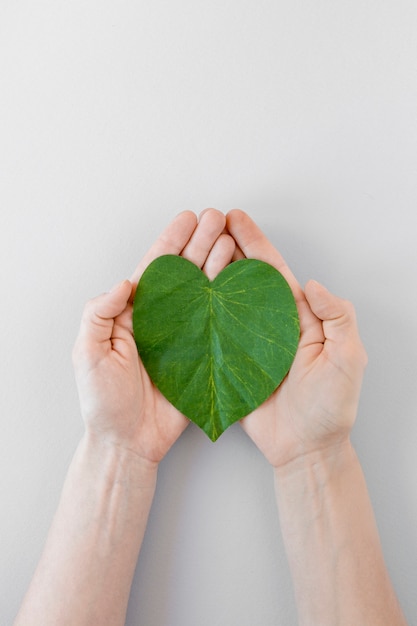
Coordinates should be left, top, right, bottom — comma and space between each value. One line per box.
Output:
77, 279, 133, 344
304, 279, 360, 345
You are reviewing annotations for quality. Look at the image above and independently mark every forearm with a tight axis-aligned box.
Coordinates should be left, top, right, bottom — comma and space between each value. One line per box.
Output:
274, 440, 407, 626
14, 434, 158, 626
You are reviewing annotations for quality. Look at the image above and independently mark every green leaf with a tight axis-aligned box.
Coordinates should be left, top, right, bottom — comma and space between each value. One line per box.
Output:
133, 255, 300, 441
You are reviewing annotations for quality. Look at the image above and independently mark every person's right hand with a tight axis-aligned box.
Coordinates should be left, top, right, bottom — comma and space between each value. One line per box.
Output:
72, 209, 236, 466
226, 210, 368, 469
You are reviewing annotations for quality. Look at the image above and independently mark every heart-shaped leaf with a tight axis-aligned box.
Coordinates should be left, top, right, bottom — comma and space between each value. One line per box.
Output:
133, 255, 300, 441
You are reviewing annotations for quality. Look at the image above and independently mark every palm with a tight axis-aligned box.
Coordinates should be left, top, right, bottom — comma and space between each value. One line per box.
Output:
241, 326, 357, 468
85, 303, 190, 464
239, 297, 330, 466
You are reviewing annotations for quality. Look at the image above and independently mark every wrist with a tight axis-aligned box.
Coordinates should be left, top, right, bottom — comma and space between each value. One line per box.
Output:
273, 438, 356, 493
16, 430, 159, 626
78, 431, 159, 491
272, 439, 407, 626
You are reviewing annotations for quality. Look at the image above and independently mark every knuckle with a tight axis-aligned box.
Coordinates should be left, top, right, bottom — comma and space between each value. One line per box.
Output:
71, 338, 84, 367
72, 338, 96, 369
343, 336, 368, 370
82, 296, 99, 321
341, 298, 356, 320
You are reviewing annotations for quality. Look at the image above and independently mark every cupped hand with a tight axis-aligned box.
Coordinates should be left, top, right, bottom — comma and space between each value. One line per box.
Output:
226, 210, 368, 468
72, 209, 236, 465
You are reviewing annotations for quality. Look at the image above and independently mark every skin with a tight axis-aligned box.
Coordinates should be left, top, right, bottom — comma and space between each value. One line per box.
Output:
72, 208, 236, 466
226, 208, 366, 468
14, 208, 236, 626
227, 209, 407, 625
14, 209, 407, 625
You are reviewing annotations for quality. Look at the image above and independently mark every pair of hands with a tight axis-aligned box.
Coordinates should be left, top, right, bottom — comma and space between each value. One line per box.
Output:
73, 209, 367, 468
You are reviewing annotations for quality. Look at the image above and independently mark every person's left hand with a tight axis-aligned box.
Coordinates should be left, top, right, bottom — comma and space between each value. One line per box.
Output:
226, 209, 367, 469
72, 209, 235, 465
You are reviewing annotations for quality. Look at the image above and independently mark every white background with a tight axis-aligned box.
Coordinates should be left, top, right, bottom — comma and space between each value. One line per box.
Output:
1, 1, 416, 624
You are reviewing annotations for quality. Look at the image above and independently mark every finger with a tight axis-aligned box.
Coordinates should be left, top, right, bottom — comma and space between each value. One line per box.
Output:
77, 280, 132, 346
304, 280, 367, 362
231, 244, 245, 261
202, 233, 236, 280
226, 209, 304, 303
130, 211, 198, 287
181, 208, 226, 268
226, 209, 325, 348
